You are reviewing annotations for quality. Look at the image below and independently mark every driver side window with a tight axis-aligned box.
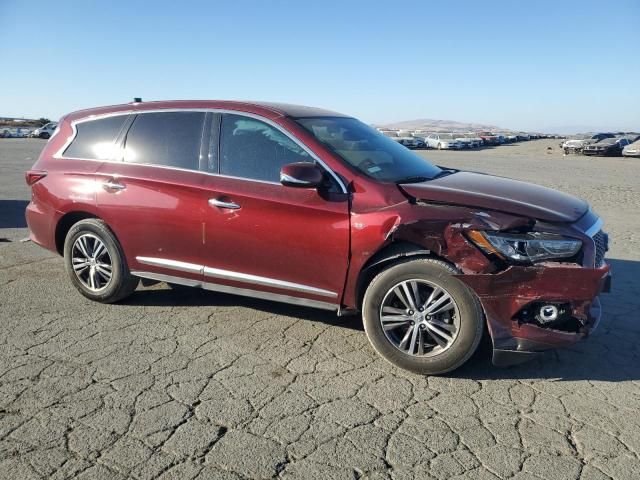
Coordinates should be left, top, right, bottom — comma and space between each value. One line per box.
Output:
219, 114, 312, 183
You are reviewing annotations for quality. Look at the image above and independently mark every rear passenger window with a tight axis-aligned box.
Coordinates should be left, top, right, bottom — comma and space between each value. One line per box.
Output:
220, 114, 311, 182
63, 115, 128, 160
124, 112, 205, 170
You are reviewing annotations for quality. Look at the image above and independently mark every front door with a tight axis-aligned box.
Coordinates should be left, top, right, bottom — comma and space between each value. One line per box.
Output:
200, 113, 350, 306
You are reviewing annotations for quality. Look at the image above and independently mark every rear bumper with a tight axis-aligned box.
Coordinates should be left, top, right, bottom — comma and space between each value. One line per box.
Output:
25, 200, 59, 252
456, 263, 611, 366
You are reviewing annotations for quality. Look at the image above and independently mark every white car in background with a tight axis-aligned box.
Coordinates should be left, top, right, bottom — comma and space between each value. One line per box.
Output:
622, 139, 640, 157
31, 122, 58, 139
425, 133, 463, 150
562, 133, 615, 153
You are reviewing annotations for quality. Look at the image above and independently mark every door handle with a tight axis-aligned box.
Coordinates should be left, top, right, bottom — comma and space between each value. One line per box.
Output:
208, 198, 240, 210
102, 180, 126, 192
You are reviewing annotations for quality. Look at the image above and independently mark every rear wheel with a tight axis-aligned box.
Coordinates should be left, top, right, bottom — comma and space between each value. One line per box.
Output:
63, 219, 138, 303
362, 258, 483, 374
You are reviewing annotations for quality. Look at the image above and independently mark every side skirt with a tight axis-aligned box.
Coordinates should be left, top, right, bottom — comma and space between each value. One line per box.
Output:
131, 270, 339, 312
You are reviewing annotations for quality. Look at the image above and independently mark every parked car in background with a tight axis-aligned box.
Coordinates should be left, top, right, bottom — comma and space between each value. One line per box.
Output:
477, 132, 500, 146
463, 135, 483, 148
562, 133, 615, 154
583, 137, 631, 156
506, 134, 519, 143
410, 136, 429, 149
395, 137, 423, 149
455, 137, 475, 149
24, 99, 611, 374
1, 129, 11, 138
425, 133, 463, 149
622, 140, 640, 157
31, 122, 58, 139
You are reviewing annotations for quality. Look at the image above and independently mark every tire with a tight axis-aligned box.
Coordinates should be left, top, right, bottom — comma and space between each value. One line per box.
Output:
63, 219, 138, 303
40, 132, 50, 139
362, 258, 484, 375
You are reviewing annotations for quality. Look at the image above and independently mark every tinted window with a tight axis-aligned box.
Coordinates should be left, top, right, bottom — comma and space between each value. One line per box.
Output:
220, 114, 311, 182
63, 115, 128, 160
124, 112, 205, 170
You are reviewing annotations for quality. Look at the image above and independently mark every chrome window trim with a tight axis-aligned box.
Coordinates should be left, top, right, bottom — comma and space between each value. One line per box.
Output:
54, 111, 131, 161
54, 108, 348, 194
136, 256, 337, 298
585, 217, 603, 238
130, 270, 339, 312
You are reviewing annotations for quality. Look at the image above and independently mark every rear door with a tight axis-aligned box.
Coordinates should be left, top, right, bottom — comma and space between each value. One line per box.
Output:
200, 113, 350, 305
95, 111, 208, 283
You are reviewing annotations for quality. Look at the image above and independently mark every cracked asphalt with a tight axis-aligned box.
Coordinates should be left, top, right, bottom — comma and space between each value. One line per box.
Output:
1, 138, 639, 479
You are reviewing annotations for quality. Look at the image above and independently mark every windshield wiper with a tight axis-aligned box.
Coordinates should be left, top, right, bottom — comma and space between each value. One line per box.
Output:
395, 169, 457, 184
434, 169, 457, 179
394, 175, 431, 184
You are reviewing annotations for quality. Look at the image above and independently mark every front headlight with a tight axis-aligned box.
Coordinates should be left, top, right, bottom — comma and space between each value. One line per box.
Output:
468, 231, 582, 263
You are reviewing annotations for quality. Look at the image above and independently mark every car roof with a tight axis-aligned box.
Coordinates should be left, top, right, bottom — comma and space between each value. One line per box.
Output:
64, 100, 350, 122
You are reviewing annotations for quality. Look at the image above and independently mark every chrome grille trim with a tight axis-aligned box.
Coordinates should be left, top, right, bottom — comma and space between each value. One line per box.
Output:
592, 230, 608, 267
585, 217, 604, 238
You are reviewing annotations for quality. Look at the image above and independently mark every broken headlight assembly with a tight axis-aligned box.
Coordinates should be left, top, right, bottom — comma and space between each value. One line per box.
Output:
468, 231, 582, 264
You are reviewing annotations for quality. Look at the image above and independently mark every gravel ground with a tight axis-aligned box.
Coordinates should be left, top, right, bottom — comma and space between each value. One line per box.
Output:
0, 138, 639, 480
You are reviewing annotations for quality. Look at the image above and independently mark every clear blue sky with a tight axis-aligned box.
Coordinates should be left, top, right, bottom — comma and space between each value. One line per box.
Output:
1, 0, 638, 132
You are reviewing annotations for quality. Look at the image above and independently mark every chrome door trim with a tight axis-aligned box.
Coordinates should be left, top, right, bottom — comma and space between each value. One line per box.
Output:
132, 271, 201, 288
54, 108, 348, 194
208, 198, 241, 209
136, 256, 203, 274
135, 256, 337, 298
102, 180, 126, 191
130, 270, 339, 312
203, 266, 337, 298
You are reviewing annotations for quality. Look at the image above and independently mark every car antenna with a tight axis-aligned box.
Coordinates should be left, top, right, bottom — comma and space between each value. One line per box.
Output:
132, 97, 143, 103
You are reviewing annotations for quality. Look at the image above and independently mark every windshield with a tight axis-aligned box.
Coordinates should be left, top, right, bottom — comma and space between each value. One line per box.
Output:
295, 117, 442, 182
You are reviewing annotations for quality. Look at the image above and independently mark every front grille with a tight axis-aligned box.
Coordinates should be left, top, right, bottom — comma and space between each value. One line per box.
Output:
593, 230, 608, 267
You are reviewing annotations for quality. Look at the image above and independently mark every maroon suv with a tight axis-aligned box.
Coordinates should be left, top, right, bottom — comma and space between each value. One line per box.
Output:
25, 100, 610, 374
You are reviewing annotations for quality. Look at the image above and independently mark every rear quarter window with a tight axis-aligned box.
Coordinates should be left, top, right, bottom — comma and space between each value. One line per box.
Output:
63, 115, 129, 160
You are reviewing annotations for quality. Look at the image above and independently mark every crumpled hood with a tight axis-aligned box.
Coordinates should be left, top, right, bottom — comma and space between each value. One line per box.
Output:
400, 171, 589, 223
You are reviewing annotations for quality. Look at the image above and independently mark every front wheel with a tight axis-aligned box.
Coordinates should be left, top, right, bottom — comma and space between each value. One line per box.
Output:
362, 258, 483, 374
63, 219, 138, 303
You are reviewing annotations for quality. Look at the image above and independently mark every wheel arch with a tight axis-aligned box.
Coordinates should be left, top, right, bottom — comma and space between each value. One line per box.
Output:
55, 211, 100, 255
354, 241, 457, 311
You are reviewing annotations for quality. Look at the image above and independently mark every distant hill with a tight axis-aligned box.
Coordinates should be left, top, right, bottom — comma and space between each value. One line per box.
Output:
377, 118, 511, 133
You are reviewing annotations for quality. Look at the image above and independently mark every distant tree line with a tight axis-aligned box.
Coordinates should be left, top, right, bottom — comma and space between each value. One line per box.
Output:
0, 117, 51, 127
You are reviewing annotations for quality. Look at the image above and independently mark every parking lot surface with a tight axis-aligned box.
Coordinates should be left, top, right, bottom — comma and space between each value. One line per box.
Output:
1, 138, 639, 479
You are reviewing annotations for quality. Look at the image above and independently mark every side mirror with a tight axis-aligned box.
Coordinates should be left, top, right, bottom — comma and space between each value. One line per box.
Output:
280, 162, 324, 188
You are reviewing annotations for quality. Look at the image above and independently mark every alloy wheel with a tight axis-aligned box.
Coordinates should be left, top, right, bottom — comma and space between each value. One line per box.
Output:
379, 279, 460, 357
71, 233, 113, 291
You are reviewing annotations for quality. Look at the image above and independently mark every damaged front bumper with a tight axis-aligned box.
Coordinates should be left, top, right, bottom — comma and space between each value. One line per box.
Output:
456, 262, 611, 366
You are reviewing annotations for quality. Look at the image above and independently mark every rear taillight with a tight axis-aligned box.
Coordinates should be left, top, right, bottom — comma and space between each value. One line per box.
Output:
25, 170, 47, 186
